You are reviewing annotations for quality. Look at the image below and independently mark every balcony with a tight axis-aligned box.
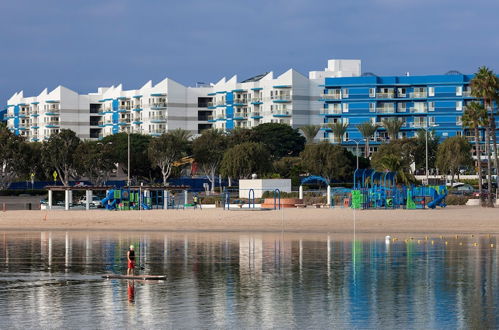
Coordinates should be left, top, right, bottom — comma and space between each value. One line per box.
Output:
462, 91, 472, 97
215, 101, 226, 106
149, 115, 167, 123
376, 106, 396, 114
271, 95, 291, 103
410, 92, 428, 98
250, 98, 263, 104
376, 93, 395, 99
207, 102, 216, 108
410, 107, 428, 114
272, 110, 291, 117
233, 112, 248, 120
207, 115, 216, 122
150, 103, 167, 110
149, 129, 165, 136
45, 123, 60, 128
320, 93, 342, 100
320, 108, 342, 115
216, 115, 226, 121
250, 112, 262, 119
233, 99, 248, 106
45, 109, 60, 116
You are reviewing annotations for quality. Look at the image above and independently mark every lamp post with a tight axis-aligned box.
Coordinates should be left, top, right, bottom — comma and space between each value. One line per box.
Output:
423, 118, 439, 185
351, 139, 363, 170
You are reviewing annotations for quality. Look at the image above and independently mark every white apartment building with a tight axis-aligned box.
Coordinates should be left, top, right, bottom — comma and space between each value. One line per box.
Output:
5, 59, 361, 141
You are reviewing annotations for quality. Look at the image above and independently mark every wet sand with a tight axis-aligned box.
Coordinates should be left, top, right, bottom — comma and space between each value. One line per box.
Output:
0, 206, 497, 235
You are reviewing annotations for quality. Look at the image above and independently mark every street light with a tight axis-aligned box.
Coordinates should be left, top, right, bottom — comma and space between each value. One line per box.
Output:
423, 118, 439, 185
351, 139, 364, 170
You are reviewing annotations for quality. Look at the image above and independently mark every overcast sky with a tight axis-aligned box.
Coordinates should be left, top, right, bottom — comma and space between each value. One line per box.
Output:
1, 0, 498, 103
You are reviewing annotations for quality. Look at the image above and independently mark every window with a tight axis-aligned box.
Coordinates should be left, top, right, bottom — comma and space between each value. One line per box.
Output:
342, 118, 349, 125
456, 86, 463, 96
342, 103, 349, 113
428, 101, 435, 112
397, 103, 407, 113
428, 87, 435, 97
369, 88, 375, 98
456, 101, 463, 111
342, 88, 349, 98
428, 116, 436, 126
397, 88, 407, 97
369, 103, 375, 112
456, 116, 462, 126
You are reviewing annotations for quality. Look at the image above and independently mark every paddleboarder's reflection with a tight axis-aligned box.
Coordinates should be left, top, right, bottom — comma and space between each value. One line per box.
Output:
127, 280, 135, 303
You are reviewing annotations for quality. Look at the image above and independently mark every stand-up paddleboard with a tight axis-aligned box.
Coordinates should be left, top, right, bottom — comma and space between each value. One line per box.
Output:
102, 274, 166, 280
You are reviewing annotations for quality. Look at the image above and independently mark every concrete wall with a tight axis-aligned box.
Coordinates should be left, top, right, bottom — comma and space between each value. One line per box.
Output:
239, 179, 292, 198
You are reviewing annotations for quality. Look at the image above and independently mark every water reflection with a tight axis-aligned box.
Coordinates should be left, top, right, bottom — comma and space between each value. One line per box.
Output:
0, 231, 498, 328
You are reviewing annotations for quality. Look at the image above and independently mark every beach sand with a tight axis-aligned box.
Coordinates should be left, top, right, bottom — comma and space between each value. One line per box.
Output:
0, 206, 497, 235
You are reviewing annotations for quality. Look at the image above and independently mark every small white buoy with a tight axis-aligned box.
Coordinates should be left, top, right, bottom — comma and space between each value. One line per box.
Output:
385, 235, 391, 244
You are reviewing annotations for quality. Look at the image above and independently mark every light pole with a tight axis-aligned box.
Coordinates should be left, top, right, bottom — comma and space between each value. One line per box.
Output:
351, 139, 363, 170
423, 118, 438, 185
127, 126, 131, 187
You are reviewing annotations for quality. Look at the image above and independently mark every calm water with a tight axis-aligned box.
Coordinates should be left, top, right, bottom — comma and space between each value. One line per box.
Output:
0, 231, 498, 329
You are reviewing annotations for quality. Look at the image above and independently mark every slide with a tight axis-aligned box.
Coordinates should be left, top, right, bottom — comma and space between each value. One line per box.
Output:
102, 190, 116, 210
427, 188, 447, 209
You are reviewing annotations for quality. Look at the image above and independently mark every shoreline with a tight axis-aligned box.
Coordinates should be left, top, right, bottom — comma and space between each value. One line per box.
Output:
0, 206, 497, 235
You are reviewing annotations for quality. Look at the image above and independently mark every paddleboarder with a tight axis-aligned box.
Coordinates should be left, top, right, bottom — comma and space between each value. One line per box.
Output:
127, 245, 136, 275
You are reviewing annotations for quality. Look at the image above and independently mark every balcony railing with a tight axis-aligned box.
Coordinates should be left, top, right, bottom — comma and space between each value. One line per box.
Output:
250, 112, 262, 118
410, 107, 428, 113
271, 95, 291, 101
233, 99, 248, 105
376, 107, 396, 113
150, 103, 167, 109
376, 93, 395, 99
321, 108, 342, 115
320, 93, 342, 100
250, 98, 263, 103
233, 112, 248, 119
462, 91, 472, 97
216, 115, 225, 120
149, 116, 167, 122
410, 92, 428, 98
272, 110, 291, 117
45, 109, 60, 115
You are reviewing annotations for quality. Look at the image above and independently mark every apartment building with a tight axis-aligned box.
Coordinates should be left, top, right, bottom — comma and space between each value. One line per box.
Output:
320, 73, 499, 156
5, 79, 214, 141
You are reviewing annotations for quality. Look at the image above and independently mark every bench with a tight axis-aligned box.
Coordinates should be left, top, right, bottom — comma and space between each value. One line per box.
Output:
313, 203, 325, 208
295, 204, 307, 208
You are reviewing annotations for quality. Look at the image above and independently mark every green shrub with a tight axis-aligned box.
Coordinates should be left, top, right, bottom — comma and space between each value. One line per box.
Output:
261, 191, 299, 198
445, 195, 469, 205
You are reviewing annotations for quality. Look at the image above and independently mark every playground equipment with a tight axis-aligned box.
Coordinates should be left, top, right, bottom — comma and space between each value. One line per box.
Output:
101, 186, 192, 210
348, 169, 447, 209
222, 188, 280, 210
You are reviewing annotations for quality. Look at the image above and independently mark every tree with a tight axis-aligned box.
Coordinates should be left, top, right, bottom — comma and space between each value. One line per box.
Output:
371, 139, 416, 185
75, 141, 115, 186
0, 124, 26, 190
328, 122, 348, 143
192, 129, 228, 192
100, 133, 153, 181
300, 125, 321, 144
356, 122, 379, 158
220, 142, 272, 179
252, 123, 305, 158
273, 157, 303, 186
226, 127, 256, 147
381, 118, 404, 140
436, 136, 473, 187
300, 142, 355, 183
41, 129, 81, 186
462, 102, 488, 205
471, 66, 499, 201
148, 132, 190, 186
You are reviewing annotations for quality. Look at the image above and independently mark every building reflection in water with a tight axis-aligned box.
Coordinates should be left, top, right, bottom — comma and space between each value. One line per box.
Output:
0, 232, 498, 328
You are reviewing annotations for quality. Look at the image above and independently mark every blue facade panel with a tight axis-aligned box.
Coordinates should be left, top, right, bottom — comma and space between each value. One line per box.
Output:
322, 73, 498, 150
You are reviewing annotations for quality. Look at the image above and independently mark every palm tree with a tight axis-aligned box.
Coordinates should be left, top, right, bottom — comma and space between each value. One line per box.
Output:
381, 118, 404, 140
328, 122, 348, 144
462, 102, 488, 205
169, 128, 192, 142
356, 122, 379, 158
300, 125, 321, 144
378, 154, 414, 186
471, 67, 499, 207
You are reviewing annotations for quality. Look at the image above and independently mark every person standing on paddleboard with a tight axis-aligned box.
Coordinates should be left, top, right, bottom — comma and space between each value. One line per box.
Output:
127, 245, 136, 275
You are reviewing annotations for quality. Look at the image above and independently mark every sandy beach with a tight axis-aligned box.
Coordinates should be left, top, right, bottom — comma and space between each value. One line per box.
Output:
0, 206, 497, 235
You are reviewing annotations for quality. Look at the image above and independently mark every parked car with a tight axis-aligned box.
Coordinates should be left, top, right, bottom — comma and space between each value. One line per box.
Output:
450, 183, 475, 196
78, 196, 104, 208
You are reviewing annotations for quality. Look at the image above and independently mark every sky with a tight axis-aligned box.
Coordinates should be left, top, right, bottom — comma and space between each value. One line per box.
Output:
1, 0, 498, 104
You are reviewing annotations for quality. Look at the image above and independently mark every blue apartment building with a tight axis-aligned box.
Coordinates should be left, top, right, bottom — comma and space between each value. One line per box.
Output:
320, 73, 498, 155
